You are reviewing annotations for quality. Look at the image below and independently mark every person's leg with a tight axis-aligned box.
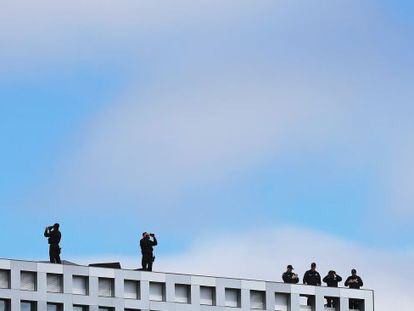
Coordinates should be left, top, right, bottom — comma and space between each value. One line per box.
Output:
147, 254, 153, 272
326, 297, 332, 307
49, 246, 55, 263
141, 254, 147, 270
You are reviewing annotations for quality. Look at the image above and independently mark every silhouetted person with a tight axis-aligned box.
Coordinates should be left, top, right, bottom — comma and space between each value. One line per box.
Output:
323, 270, 342, 307
303, 262, 321, 306
44, 223, 61, 264
140, 232, 157, 271
345, 269, 363, 309
282, 265, 299, 284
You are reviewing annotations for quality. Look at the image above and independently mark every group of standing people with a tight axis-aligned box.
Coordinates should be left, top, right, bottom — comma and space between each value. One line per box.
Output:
43, 224, 158, 271
282, 262, 364, 308
43, 223, 365, 309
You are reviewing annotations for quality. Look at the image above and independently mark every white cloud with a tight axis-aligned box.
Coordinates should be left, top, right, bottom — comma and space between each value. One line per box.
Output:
49, 71, 354, 211
72, 227, 414, 311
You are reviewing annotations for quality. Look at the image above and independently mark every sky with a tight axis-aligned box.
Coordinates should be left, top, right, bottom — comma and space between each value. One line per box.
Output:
1, 0, 414, 309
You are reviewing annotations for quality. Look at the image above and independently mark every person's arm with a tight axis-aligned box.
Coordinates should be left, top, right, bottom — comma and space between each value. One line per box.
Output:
322, 275, 329, 283
44, 227, 50, 237
344, 277, 350, 287
317, 273, 321, 286
336, 275, 342, 283
282, 273, 289, 283
303, 272, 308, 284
358, 277, 363, 287
151, 236, 158, 246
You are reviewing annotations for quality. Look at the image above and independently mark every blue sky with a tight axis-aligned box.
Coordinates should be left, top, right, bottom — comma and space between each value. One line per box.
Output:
1, 1, 414, 308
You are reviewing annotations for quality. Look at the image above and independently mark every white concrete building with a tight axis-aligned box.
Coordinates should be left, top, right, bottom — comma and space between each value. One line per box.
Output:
0, 259, 374, 311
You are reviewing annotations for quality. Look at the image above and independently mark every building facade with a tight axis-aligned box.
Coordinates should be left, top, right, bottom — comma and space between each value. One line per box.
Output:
0, 259, 373, 311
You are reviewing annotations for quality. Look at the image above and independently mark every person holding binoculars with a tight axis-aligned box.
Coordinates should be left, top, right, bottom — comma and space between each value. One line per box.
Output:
140, 232, 158, 271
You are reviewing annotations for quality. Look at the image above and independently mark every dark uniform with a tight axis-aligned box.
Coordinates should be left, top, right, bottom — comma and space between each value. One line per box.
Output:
303, 269, 321, 306
282, 271, 299, 284
345, 272, 363, 309
44, 225, 61, 264
323, 271, 342, 307
140, 234, 157, 271
303, 269, 321, 286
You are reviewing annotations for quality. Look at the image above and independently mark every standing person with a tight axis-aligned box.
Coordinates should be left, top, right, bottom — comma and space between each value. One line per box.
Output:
323, 270, 342, 307
282, 265, 299, 284
140, 232, 158, 271
303, 262, 321, 306
345, 269, 364, 309
44, 223, 62, 264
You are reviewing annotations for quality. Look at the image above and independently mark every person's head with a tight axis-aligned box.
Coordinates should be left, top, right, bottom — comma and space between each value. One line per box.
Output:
53, 223, 60, 230
287, 265, 293, 272
328, 270, 335, 276
311, 262, 317, 271
351, 269, 357, 276
142, 232, 149, 238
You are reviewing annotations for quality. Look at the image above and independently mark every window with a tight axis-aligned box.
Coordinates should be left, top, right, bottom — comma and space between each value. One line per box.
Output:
98, 278, 114, 297
73, 306, 88, 311
20, 271, 37, 291
200, 286, 216, 306
21, 301, 37, 311
47, 274, 63, 293
299, 295, 313, 310
225, 288, 241, 308
0, 270, 10, 289
0, 299, 10, 311
149, 282, 165, 302
98, 308, 114, 311
275, 293, 289, 311
175, 284, 191, 304
47, 303, 63, 311
250, 291, 266, 310
73, 276, 89, 295
124, 280, 140, 299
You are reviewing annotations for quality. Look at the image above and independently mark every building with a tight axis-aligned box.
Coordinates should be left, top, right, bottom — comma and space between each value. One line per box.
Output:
0, 258, 374, 311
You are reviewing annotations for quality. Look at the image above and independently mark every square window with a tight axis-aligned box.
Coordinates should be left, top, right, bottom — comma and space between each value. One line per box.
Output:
0, 270, 10, 289
250, 291, 266, 309
47, 303, 63, 311
299, 295, 313, 310
20, 271, 37, 291
73, 305, 89, 311
0, 299, 10, 311
47, 274, 63, 293
175, 284, 191, 304
275, 293, 289, 311
73, 276, 89, 295
225, 288, 241, 308
124, 280, 140, 299
200, 286, 216, 306
21, 301, 37, 311
149, 282, 165, 302
98, 278, 114, 297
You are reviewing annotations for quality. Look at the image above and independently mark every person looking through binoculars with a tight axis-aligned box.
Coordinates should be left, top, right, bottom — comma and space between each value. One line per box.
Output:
140, 232, 157, 271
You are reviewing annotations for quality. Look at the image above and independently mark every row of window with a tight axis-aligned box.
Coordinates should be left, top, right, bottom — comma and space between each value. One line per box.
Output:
0, 300, 136, 311
0, 270, 136, 298
0, 270, 364, 310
